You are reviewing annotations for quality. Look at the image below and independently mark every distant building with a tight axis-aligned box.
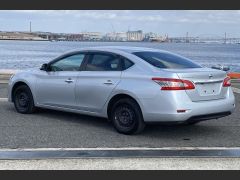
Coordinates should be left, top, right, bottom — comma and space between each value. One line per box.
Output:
0, 32, 48, 41
144, 32, 168, 42
79, 32, 103, 41
127, 30, 143, 41
104, 32, 127, 41
144, 32, 157, 41
66, 34, 84, 41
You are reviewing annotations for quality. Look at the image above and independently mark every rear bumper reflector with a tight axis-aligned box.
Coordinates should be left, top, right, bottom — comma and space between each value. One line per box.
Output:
177, 110, 186, 113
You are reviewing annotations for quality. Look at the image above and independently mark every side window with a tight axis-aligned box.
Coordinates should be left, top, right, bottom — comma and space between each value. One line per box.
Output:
85, 54, 121, 71
50, 54, 85, 71
122, 58, 134, 70
133, 51, 201, 69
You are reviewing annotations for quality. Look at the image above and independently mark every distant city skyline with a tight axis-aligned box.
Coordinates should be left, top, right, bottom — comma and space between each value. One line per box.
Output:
0, 10, 240, 37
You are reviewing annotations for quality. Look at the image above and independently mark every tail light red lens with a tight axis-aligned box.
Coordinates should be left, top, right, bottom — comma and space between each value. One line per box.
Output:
223, 76, 231, 87
152, 78, 195, 90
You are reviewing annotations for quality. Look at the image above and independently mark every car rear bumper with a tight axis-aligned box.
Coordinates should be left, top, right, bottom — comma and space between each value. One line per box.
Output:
139, 87, 235, 122
185, 111, 232, 123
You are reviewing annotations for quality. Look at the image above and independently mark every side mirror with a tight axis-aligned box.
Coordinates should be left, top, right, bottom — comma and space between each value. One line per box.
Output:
40, 63, 49, 71
211, 64, 230, 72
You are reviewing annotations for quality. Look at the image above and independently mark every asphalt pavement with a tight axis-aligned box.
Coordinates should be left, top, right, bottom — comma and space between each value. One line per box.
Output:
0, 83, 240, 149
0, 84, 8, 98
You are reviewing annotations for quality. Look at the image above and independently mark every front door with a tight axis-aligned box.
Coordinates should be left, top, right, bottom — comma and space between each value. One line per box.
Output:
35, 53, 86, 109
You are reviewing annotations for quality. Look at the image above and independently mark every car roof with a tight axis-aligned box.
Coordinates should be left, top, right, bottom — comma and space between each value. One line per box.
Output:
69, 46, 170, 54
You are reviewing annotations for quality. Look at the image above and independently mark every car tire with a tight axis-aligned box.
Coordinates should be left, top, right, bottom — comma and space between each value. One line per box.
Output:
110, 98, 145, 135
13, 85, 36, 114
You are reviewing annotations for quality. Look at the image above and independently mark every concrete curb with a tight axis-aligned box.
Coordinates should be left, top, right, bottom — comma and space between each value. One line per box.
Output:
2, 147, 240, 159
0, 70, 18, 82
1, 158, 240, 170
0, 80, 9, 84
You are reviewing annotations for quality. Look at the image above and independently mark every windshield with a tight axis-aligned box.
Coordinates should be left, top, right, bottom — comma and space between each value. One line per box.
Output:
133, 51, 202, 69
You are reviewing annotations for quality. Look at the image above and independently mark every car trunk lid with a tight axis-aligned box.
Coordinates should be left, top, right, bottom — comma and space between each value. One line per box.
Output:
163, 68, 227, 102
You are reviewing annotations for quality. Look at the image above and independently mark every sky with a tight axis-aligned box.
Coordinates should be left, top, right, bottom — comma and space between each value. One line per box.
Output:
0, 10, 240, 37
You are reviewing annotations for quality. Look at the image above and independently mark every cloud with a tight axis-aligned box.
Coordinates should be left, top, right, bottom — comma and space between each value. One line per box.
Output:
3, 10, 240, 24
1, 10, 240, 36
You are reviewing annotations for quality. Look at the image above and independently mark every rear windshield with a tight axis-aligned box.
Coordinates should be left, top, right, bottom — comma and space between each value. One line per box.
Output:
133, 51, 202, 69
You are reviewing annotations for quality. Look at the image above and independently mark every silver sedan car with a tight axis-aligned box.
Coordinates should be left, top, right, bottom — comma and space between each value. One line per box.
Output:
8, 46, 235, 134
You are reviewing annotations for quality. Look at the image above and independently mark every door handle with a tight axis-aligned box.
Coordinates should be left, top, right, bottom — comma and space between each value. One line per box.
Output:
103, 80, 113, 85
65, 79, 74, 83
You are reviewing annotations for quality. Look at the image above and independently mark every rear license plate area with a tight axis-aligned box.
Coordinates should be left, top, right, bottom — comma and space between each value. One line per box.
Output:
197, 83, 220, 96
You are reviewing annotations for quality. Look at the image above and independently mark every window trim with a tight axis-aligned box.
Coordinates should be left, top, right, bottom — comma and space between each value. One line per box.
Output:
46, 50, 135, 72
132, 51, 201, 69
47, 51, 88, 72
80, 51, 135, 72
121, 57, 135, 71
82, 51, 123, 72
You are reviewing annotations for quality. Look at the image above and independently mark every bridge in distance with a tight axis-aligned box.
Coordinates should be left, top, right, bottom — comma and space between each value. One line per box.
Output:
169, 34, 240, 43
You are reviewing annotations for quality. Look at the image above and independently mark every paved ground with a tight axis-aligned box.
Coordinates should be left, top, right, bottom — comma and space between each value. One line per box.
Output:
232, 80, 240, 89
0, 83, 240, 149
0, 84, 8, 98
1, 158, 240, 170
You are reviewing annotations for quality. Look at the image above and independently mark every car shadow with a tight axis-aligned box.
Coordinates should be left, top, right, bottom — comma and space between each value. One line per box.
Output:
35, 107, 221, 137
143, 123, 220, 136
7, 104, 224, 141
36, 107, 111, 127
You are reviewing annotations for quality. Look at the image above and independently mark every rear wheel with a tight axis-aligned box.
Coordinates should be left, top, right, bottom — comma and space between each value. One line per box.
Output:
110, 98, 145, 135
13, 85, 36, 114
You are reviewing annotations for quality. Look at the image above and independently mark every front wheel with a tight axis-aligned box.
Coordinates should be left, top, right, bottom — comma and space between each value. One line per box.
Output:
110, 98, 145, 135
13, 85, 36, 114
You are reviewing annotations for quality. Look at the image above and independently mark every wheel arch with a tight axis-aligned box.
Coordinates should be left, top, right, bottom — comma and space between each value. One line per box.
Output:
11, 81, 32, 102
107, 93, 143, 120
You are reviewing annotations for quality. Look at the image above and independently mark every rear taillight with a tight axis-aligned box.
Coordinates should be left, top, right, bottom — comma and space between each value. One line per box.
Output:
152, 78, 195, 90
223, 76, 231, 87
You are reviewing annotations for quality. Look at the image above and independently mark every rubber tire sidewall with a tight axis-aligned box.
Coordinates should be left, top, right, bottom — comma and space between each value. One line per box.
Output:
110, 98, 145, 135
13, 85, 36, 114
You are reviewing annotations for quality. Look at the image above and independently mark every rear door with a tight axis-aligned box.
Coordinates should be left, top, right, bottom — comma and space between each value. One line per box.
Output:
75, 52, 122, 113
